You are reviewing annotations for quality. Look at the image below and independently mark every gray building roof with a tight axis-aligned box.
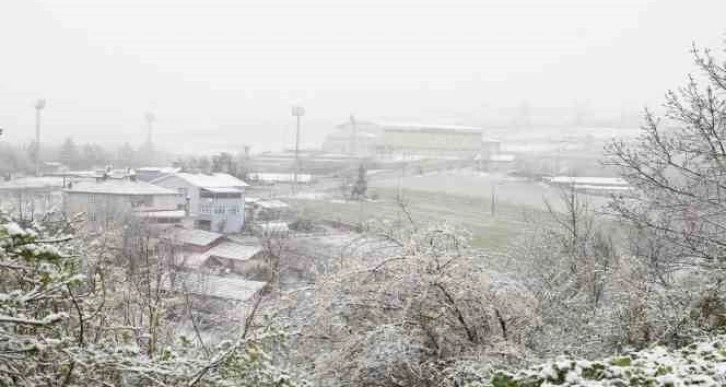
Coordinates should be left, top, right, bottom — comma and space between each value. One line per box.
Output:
379, 122, 483, 134
153, 172, 249, 188
65, 180, 178, 196
247, 172, 312, 183
206, 242, 262, 262
165, 228, 224, 247
0, 177, 66, 191
137, 210, 187, 219
161, 272, 266, 302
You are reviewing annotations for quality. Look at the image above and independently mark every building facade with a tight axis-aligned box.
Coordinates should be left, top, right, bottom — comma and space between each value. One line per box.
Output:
63, 178, 181, 229
151, 173, 248, 233
0, 177, 66, 222
322, 120, 485, 160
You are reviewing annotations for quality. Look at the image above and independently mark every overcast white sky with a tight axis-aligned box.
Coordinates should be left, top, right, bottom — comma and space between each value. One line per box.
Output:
1, 0, 724, 152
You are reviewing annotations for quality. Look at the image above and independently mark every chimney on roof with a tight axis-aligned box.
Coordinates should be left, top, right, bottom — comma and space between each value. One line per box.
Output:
101, 165, 112, 181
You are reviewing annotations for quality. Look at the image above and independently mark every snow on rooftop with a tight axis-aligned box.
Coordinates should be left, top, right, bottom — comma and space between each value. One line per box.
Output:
0, 177, 66, 191
226, 235, 261, 246
172, 241, 262, 270
165, 228, 223, 247
253, 222, 290, 235
201, 187, 243, 194
377, 122, 483, 133
205, 242, 262, 262
171, 173, 249, 188
548, 176, 630, 186
248, 173, 312, 183
489, 154, 516, 162
136, 166, 181, 173
65, 180, 178, 196
175, 252, 208, 270
160, 272, 266, 302
254, 199, 289, 209
137, 210, 187, 218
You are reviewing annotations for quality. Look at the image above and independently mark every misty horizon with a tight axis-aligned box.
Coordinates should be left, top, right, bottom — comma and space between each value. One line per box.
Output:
1, 0, 725, 153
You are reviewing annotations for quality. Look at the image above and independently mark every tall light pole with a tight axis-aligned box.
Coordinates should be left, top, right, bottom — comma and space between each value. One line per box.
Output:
34, 99, 46, 176
145, 111, 155, 145
291, 105, 305, 194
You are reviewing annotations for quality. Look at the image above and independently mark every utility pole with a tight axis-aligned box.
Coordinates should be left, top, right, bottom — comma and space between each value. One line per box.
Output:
34, 99, 46, 176
490, 183, 497, 216
291, 105, 305, 194
349, 113, 357, 157
349, 114, 358, 184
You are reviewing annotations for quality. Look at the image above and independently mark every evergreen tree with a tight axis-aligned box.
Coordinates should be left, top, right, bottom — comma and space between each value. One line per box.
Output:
59, 137, 80, 169
116, 142, 137, 168
80, 143, 109, 169
351, 163, 368, 200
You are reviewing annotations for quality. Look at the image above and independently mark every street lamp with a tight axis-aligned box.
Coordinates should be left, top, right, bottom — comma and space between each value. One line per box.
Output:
34, 99, 46, 176
291, 106, 305, 193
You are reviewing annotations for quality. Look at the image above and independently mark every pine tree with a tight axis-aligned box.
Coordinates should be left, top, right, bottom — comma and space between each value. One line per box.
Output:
59, 137, 80, 169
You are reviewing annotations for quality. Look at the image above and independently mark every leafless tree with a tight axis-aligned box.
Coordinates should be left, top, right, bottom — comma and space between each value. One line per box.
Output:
279, 222, 536, 387
607, 45, 726, 272
603, 43, 726, 345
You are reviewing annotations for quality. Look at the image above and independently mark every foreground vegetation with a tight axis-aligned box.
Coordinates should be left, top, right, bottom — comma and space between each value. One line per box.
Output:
479, 335, 726, 386
0, 213, 306, 386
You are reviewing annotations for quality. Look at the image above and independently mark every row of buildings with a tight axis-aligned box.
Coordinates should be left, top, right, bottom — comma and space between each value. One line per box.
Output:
0, 169, 295, 304
1, 169, 292, 234
59, 171, 250, 233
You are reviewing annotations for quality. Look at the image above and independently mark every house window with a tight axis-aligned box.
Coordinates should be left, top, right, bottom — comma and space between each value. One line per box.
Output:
227, 205, 238, 214
200, 203, 212, 214
214, 205, 225, 214
88, 194, 96, 204
200, 189, 214, 198
130, 195, 153, 208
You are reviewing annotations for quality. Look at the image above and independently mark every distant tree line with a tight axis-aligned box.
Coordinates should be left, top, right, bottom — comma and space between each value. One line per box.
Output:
172, 152, 250, 180
1, 137, 174, 176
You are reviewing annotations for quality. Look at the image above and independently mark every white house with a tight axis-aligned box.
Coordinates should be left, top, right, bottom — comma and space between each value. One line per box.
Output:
0, 177, 67, 221
151, 173, 249, 233
63, 178, 182, 229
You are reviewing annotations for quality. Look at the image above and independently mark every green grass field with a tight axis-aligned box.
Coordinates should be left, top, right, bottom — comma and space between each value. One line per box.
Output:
290, 186, 550, 252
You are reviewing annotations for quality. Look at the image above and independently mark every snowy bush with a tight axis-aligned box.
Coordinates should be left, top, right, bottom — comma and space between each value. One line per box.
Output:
0, 211, 307, 386
279, 222, 537, 386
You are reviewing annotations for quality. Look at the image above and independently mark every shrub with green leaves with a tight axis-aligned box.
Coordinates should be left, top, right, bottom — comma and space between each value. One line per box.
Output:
463, 336, 726, 387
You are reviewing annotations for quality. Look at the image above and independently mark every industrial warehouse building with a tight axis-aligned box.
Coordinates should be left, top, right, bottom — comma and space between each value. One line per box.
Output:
322, 120, 491, 160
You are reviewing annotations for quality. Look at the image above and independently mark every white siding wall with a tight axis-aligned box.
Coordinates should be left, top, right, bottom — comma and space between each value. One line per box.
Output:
64, 191, 179, 227
153, 176, 198, 212
153, 176, 245, 234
